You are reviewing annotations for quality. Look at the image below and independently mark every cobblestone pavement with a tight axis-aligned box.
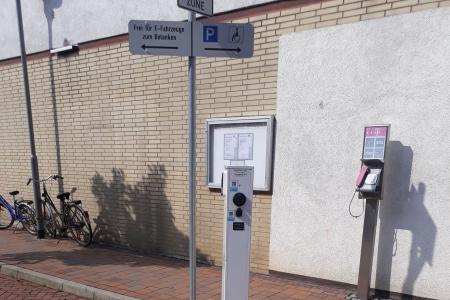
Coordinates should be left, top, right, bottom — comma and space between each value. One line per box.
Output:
0, 273, 85, 300
0, 230, 352, 299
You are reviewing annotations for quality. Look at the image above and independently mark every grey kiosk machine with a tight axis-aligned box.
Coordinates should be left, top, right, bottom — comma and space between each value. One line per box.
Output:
352, 125, 390, 300
221, 166, 254, 300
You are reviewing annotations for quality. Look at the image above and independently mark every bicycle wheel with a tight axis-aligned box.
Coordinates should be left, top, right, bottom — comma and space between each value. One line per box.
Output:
66, 204, 92, 247
17, 203, 37, 235
0, 203, 14, 229
43, 202, 57, 238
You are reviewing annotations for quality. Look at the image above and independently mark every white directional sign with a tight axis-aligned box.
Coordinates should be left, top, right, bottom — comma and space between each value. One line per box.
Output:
192, 22, 254, 58
178, 0, 213, 16
128, 20, 191, 56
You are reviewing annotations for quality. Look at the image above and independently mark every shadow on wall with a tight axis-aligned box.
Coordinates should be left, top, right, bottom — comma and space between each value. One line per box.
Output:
91, 165, 207, 262
43, 0, 65, 209
43, 0, 63, 24
375, 141, 436, 299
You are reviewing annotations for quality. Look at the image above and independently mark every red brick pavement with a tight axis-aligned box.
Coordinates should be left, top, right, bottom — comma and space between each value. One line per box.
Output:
0, 273, 85, 300
0, 230, 351, 300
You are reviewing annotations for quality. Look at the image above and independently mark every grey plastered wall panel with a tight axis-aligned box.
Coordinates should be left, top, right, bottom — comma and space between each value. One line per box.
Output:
269, 8, 450, 299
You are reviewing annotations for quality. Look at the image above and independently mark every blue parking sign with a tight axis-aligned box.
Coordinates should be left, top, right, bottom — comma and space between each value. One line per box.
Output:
203, 26, 218, 42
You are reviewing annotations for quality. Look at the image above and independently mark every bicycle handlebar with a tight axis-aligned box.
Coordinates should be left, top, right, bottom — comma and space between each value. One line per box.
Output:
26, 175, 64, 185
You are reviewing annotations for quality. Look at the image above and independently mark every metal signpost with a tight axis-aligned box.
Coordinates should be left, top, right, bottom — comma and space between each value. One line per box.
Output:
129, 2, 253, 299
187, 11, 197, 300
177, 0, 213, 17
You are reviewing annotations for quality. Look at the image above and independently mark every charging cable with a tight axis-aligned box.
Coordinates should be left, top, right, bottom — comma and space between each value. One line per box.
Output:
348, 190, 365, 218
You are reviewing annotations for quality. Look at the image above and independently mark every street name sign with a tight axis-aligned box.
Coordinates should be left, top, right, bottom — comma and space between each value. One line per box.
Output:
178, 0, 213, 16
192, 22, 254, 58
128, 20, 191, 56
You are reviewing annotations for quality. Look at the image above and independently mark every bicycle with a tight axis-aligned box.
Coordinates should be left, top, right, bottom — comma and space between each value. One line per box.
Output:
27, 175, 93, 247
0, 191, 37, 235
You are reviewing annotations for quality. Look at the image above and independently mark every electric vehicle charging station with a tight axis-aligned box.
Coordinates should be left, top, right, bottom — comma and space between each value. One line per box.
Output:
221, 166, 254, 300
352, 125, 390, 300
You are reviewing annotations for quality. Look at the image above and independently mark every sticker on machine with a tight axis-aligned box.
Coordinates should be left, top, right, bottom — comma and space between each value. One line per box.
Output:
229, 180, 238, 192
227, 211, 235, 221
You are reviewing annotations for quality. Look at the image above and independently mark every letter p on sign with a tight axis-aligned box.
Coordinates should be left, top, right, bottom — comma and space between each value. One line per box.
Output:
203, 25, 218, 42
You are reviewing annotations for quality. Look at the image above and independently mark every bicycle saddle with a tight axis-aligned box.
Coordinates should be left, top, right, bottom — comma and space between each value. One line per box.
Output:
57, 192, 70, 200
9, 191, 19, 196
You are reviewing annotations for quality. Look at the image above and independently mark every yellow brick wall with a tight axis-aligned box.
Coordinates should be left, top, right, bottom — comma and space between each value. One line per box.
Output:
0, 0, 447, 273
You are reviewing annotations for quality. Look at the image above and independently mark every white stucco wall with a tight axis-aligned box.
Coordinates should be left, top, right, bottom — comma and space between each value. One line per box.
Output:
270, 8, 450, 299
0, 0, 273, 59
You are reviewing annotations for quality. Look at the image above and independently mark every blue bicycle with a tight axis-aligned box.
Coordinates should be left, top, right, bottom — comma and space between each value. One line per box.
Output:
0, 191, 37, 235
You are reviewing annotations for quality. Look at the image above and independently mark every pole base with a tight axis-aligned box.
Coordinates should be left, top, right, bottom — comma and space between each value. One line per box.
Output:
37, 229, 45, 239
345, 292, 392, 300
346, 293, 360, 300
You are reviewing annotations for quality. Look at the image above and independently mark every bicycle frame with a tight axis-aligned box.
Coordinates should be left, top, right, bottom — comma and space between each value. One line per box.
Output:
41, 182, 70, 226
42, 183, 55, 209
0, 195, 27, 222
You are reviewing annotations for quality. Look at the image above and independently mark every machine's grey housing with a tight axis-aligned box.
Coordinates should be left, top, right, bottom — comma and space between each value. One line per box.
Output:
222, 166, 254, 300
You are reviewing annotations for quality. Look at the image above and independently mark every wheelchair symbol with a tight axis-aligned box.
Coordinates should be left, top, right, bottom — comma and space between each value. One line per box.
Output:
229, 26, 242, 43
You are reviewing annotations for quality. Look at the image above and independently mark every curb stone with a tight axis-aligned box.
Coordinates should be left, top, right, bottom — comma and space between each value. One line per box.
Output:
0, 262, 140, 300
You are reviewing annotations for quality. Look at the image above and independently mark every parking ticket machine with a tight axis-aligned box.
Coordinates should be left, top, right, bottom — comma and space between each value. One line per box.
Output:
353, 125, 390, 300
221, 166, 254, 300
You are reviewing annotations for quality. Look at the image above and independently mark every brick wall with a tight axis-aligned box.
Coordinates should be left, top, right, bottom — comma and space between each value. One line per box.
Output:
0, 0, 447, 273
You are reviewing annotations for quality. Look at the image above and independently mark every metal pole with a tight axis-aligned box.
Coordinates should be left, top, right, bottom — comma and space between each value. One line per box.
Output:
15, 0, 45, 239
188, 11, 197, 300
356, 198, 380, 300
